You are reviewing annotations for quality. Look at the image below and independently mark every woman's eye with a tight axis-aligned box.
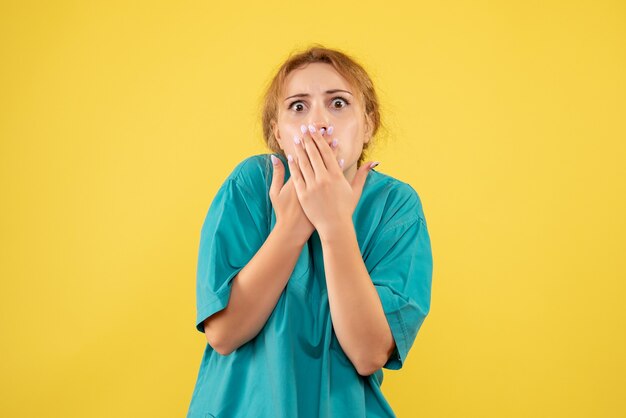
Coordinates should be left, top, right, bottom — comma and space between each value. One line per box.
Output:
288, 97, 350, 112
332, 97, 349, 108
289, 102, 305, 111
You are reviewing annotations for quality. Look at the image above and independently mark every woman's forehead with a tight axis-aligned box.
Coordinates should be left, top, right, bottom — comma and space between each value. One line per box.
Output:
283, 63, 353, 95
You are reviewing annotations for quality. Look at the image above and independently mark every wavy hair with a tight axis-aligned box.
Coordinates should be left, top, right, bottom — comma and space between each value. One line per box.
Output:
259, 44, 383, 170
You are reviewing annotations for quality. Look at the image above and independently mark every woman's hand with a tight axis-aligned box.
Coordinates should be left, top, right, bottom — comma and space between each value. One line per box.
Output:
269, 129, 345, 245
287, 124, 376, 238
269, 171, 314, 246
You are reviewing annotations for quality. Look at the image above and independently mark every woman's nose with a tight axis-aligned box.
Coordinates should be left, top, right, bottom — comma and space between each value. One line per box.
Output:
306, 122, 329, 134
307, 103, 330, 132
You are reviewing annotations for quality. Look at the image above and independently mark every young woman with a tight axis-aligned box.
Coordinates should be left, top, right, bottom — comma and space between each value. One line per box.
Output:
186, 45, 433, 418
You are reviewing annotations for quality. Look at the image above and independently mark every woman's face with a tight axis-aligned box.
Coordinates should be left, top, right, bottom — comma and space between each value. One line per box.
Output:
271, 62, 372, 182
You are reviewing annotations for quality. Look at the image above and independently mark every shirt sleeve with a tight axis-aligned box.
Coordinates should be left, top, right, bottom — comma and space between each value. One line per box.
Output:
366, 212, 433, 370
195, 177, 268, 333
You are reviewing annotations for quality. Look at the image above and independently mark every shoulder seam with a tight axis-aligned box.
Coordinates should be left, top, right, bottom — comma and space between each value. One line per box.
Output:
380, 214, 423, 235
229, 176, 261, 207
227, 155, 268, 198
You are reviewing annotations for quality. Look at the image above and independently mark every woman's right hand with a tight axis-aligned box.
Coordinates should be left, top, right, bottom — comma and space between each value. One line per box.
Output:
269, 170, 315, 246
269, 131, 342, 245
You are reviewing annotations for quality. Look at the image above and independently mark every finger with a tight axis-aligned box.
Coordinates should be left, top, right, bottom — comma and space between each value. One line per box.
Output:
326, 133, 341, 168
286, 153, 305, 192
269, 154, 284, 201
328, 127, 340, 157
307, 123, 342, 176
303, 123, 329, 178
351, 161, 378, 209
326, 126, 343, 170
326, 126, 341, 168
331, 138, 339, 160
293, 131, 315, 187
318, 124, 341, 167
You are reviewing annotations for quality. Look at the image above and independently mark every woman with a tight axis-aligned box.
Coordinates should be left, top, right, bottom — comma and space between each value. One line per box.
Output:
186, 45, 433, 418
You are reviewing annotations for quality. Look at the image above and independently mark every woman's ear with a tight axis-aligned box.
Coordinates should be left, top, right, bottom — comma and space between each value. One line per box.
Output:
271, 120, 284, 150
363, 111, 374, 144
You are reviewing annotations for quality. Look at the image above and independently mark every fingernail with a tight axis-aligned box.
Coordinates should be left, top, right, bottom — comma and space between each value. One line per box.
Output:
331, 138, 338, 148
271, 155, 278, 165
369, 161, 380, 169
288, 154, 293, 162
320, 127, 326, 136
300, 124, 308, 134
327, 126, 334, 135
293, 135, 301, 145
308, 124, 316, 133
339, 158, 344, 168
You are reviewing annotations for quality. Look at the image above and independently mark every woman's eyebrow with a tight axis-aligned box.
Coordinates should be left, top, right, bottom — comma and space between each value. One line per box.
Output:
284, 89, 353, 101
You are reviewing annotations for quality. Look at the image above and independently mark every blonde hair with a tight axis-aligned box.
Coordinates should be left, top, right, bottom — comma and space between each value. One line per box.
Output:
260, 44, 383, 169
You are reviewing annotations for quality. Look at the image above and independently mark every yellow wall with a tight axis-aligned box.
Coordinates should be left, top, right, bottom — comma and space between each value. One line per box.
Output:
1, 1, 624, 416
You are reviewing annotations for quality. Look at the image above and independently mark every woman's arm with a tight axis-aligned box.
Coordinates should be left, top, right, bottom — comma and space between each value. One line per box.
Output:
320, 223, 396, 376
203, 222, 306, 355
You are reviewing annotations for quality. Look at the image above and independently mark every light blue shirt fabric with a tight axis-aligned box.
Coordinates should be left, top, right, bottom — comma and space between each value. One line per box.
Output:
187, 153, 433, 418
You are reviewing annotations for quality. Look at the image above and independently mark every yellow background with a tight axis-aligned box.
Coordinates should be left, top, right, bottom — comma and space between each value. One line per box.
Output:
1, 1, 625, 417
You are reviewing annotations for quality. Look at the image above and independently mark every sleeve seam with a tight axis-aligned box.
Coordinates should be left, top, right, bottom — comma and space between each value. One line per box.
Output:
228, 177, 267, 238
195, 285, 231, 333
197, 284, 230, 312
396, 307, 409, 361
231, 177, 266, 217
195, 266, 245, 333
380, 214, 424, 236
230, 177, 254, 201
383, 289, 409, 362
229, 156, 265, 202
196, 284, 231, 332
375, 285, 409, 369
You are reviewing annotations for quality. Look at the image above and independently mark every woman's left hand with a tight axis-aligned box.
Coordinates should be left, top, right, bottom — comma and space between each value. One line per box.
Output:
287, 123, 376, 238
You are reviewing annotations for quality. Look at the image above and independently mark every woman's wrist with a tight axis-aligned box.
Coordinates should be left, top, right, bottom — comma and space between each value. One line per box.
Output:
273, 220, 311, 248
